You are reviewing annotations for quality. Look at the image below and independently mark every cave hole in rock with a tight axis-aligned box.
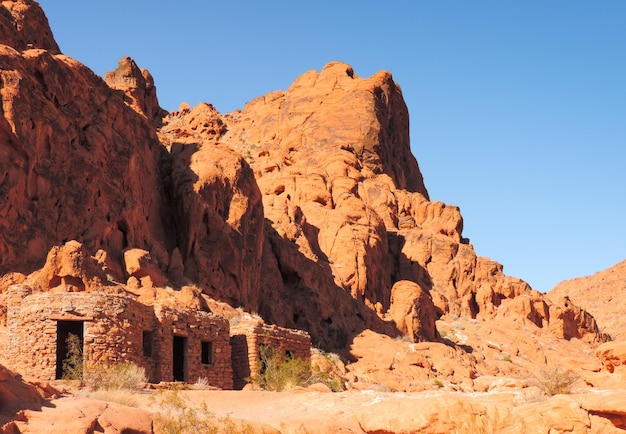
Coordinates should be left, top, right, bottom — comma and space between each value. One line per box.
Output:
116, 220, 129, 249
468, 292, 480, 318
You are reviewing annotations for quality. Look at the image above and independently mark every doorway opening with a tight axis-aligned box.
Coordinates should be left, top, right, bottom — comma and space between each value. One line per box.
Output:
56, 321, 84, 380
173, 335, 187, 382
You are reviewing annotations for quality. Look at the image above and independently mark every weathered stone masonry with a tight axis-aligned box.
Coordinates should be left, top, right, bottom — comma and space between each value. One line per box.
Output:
231, 322, 311, 389
3, 284, 311, 390
3, 285, 233, 389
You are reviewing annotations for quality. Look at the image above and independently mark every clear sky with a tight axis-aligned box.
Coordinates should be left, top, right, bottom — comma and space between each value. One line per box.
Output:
38, 1, 626, 292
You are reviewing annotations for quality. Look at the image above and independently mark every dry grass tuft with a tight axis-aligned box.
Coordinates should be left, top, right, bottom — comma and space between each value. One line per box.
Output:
534, 366, 579, 396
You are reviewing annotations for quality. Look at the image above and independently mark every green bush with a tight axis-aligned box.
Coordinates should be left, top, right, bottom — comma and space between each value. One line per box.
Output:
249, 345, 346, 392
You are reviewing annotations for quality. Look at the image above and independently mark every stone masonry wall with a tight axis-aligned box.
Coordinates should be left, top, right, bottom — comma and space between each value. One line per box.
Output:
231, 322, 311, 389
3, 285, 305, 390
3, 286, 233, 388
155, 305, 233, 389
3, 285, 157, 381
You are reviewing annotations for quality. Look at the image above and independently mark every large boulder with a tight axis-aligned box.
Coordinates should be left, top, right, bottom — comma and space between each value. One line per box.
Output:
596, 341, 626, 374
388, 280, 440, 342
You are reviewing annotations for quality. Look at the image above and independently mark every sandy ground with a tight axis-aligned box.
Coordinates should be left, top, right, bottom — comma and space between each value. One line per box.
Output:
134, 388, 523, 433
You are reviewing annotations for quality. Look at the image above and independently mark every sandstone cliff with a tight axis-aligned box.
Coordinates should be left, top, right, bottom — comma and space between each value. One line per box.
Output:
0, 0, 173, 277
0, 0, 605, 354
159, 62, 605, 349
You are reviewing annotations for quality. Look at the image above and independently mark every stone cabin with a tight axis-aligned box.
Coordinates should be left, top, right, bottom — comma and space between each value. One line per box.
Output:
2, 284, 311, 389
230, 321, 312, 389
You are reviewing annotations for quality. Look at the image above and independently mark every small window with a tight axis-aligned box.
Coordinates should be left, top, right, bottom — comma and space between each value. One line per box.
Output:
285, 350, 295, 360
201, 341, 213, 365
142, 331, 153, 357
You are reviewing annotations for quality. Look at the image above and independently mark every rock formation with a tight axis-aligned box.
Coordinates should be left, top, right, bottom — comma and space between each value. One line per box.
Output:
0, 0, 607, 361
0, 0, 59, 53
2, 2, 626, 432
160, 60, 605, 349
0, 363, 57, 427
549, 259, 626, 340
0, 0, 172, 278
104, 56, 168, 126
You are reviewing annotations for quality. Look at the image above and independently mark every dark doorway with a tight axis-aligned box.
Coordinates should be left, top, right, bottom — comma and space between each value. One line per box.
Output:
173, 335, 187, 382
56, 321, 84, 380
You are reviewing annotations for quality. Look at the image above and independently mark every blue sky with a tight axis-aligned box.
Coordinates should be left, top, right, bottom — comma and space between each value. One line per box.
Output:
38, 1, 626, 292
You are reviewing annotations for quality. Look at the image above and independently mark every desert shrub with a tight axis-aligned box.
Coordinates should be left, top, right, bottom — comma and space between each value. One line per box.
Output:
310, 351, 347, 392
251, 345, 311, 391
88, 389, 141, 407
81, 360, 147, 407
84, 360, 147, 391
62, 333, 83, 381
249, 345, 346, 392
534, 366, 579, 396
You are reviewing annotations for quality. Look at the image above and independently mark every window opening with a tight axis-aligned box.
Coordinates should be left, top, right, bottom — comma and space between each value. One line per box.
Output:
201, 341, 213, 365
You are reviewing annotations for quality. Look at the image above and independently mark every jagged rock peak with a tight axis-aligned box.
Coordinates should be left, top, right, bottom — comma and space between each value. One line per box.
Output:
0, 0, 59, 53
224, 61, 429, 198
105, 56, 168, 125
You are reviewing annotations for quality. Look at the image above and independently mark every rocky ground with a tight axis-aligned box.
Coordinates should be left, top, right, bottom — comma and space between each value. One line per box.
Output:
3, 366, 626, 433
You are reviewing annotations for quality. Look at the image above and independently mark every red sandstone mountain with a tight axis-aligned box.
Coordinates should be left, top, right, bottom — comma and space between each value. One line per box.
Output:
549, 260, 626, 341
0, 0, 605, 351
3, 1, 626, 432
159, 63, 605, 349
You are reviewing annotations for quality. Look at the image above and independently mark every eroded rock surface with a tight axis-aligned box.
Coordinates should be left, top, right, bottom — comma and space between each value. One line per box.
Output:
0, 1, 171, 277
160, 60, 606, 349
549, 259, 626, 340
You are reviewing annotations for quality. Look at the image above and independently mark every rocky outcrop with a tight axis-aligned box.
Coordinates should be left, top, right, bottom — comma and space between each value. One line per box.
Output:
0, 0, 172, 277
548, 295, 608, 342
549, 259, 626, 340
0, 363, 57, 427
345, 329, 477, 392
388, 280, 440, 343
161, 61, 605, 348
0, 0, 59, 54
159, 103, 265, 309
104, 56, 167, 126
22, 240, 108, 293
4, 394, 155, 434
0, 0, 606, 352
595, 341, 626, 374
